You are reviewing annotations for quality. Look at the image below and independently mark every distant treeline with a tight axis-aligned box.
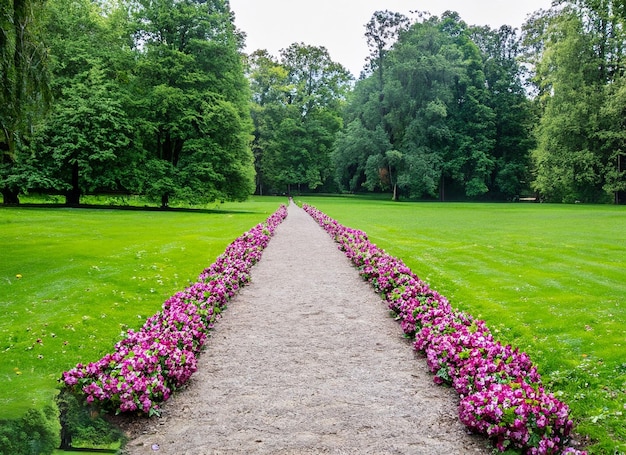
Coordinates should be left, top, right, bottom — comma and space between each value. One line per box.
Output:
2, 1, 625, 205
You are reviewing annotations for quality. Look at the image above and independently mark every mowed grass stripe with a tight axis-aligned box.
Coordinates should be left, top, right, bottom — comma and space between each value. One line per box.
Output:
302, 197, 625, 454
0, 198, 285, 419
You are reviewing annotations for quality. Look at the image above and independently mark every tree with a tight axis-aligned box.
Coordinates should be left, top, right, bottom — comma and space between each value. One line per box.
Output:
370, 12, 496, 200
440, 12, 496, 199
524, 1, 626, 203
335, 11, 535, 201
33, 67, 135, 204
599, 77, 626, 203
280, 42, 352, 115
250, 43, 351, 194
30, 0, 138, 204
333, 120, 391, 192
130, 0, 255, 206
247, 50, 290, 194
531, 7, 609, 202
471, 25, 535, 199
361, 9, 410, 180
364, 10, 410, 86
0, 0, 50, 204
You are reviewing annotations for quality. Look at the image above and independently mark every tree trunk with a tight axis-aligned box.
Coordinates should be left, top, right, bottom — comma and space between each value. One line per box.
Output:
439, 174, 446, 202
65, 161, 81, 205
65, 190, 80, 205
2, 187, 20, 204
56, 388, 77, 450
392, 182, 398, 201
615, 153, 626, 205
58, 400, 72, 450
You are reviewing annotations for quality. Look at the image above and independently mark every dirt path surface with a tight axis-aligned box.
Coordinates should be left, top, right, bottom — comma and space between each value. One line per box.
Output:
121, 203, 490, 454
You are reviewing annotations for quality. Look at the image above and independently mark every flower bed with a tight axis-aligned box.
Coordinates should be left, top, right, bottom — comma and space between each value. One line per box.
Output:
62, 205, 288, 415
303, 204, 585, 455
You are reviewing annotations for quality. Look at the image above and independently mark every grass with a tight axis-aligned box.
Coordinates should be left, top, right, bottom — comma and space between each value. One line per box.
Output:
2, 194, 624, 453
300, 196, 626, 455
0, 197, 286, 420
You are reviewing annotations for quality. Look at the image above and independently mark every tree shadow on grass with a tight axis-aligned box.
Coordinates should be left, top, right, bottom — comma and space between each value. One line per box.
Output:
1, 203, 261, 215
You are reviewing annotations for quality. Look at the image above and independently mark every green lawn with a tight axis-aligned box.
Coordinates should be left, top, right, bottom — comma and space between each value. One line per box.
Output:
2, 196, 624, 453
0, 197, 286, 420
301, 196, 626, 455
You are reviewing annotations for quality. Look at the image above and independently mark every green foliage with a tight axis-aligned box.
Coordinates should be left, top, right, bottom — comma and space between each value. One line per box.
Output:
0, 405, 60, 455
599, 78, 626, 200
32, 66, 135, 203
130, 0, 255, 206
26, 0, 142, 205
5, 0, 255, 207
248, 44, 352, 195
528, 2, 626, 203
56, 389, 123, 449
364, 9, 410, 80
333, 121, 391, 192
334, 11, 534, 201
472, 25, 535, 198
0, 0, 51, 204
303, 195, 626, 454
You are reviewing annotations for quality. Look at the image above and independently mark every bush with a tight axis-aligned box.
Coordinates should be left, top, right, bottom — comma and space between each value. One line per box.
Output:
57, 388, 123, 450
0, 405, 60, 455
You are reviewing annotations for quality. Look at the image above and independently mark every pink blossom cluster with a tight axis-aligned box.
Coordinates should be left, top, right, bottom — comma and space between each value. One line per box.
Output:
303, 204, 585, 455
62, 205, 288, 415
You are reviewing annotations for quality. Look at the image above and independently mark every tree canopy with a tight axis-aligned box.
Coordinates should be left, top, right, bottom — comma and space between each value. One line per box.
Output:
1, 0, 50, 203
528, 1, 626, 202
333, 11, 534, 201
2, 0, 255, 205
2, 1, 625, 204
248, 43, 352, 195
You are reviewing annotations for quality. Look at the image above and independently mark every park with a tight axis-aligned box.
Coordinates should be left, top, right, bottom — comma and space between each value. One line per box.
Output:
2, 0, 626, 453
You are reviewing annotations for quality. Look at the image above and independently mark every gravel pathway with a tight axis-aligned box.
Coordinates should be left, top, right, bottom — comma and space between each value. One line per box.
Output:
121, 203, 490, 454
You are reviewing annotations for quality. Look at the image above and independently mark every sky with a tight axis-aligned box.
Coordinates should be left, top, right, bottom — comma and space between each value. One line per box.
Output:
228, 0, 555, 77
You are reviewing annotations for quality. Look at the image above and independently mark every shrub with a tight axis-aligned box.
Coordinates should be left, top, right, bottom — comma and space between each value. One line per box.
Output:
0, 405, 60, 455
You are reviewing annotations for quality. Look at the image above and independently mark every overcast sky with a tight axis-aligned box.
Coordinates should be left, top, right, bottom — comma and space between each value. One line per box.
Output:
229, 0, 554, 77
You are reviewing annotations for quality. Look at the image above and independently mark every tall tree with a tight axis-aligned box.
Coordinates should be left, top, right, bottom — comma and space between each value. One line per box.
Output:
31, 0, 137, 205
335, 11, 534, 201
524, 1, 626, 203
247, 49, 291, 195
439, 12, 496, 199
251, 43, 351, 194
333, 119, 391, 192
280, 42, 352, 115
32, 67, 135, 204
361, 10, 410, 194
364, 10, 410, 86
130, 0, 254, 206
530, 6, 612, 202
599, 76, 626, 203
568, 0, 626, 203
0, 0, 50, 204
471, 25, 535, 199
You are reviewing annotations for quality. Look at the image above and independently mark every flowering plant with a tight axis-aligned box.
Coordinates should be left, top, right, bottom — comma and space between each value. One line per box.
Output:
62, 205, 288, 415
303, 204, 585, 455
